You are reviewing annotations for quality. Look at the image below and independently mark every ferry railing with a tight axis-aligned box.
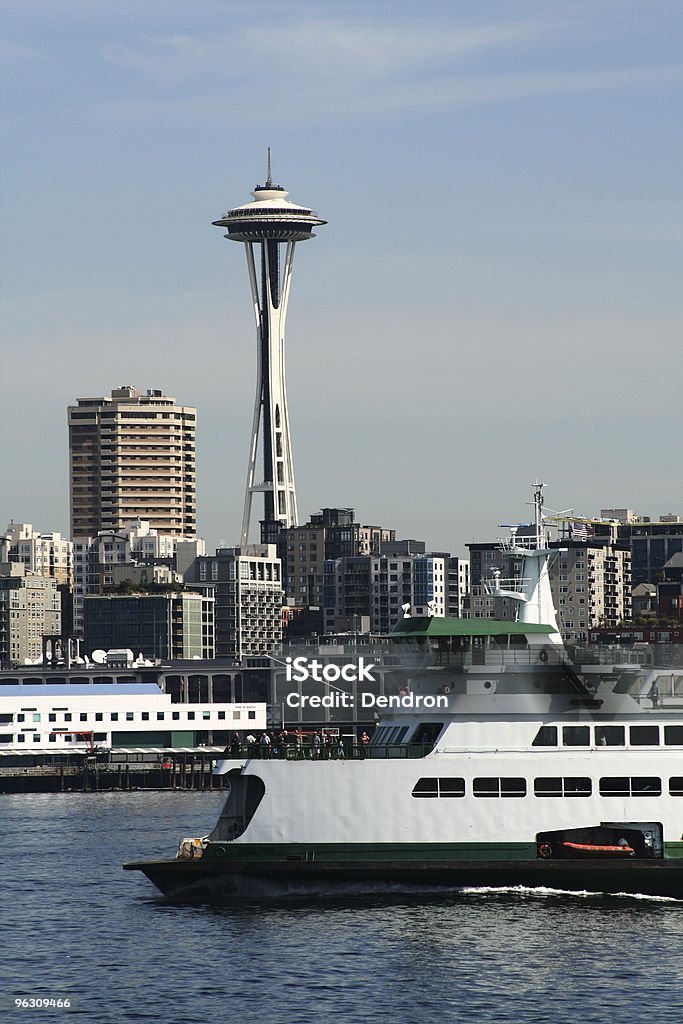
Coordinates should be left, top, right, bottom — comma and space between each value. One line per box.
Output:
226, 741, 431, 761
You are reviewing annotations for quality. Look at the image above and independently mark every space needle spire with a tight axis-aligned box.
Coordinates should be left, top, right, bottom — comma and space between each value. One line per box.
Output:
213, 157, 326, 546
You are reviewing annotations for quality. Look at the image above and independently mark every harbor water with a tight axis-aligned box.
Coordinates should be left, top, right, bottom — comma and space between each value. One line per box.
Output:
2, 792, 682, 1024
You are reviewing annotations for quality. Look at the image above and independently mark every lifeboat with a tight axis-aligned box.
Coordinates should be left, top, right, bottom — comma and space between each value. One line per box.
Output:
560, 840, 634, 857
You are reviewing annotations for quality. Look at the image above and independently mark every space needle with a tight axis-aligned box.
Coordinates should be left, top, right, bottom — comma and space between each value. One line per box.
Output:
213, 153, 326, 546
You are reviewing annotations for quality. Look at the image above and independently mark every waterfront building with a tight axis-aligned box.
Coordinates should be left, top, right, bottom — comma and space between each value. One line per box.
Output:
548, 540, 631, 643
323, 552, 448, 634
68, 386, 197, 538
0, 564, 61, 668
593, 513, 683, 588
657, 553, 683, 624
83, 590, 215, 661
72, 520, 204, 636
0, 659, 268, 759
184, 546, 283, 660
2, 523, 73, 589
468, 533, 631, 643
447, 557, 470, 618
282, 508, 395, 607
212, 158, 326, 546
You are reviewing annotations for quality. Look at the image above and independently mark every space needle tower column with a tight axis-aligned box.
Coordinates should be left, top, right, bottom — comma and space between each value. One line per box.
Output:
213, 155, 326, 546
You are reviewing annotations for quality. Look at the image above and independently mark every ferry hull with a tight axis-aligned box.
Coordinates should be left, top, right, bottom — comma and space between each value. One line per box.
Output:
124, 857, 683, 902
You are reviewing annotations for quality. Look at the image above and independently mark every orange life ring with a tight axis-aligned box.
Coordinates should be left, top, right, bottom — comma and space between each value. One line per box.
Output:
538, 842, 553, 859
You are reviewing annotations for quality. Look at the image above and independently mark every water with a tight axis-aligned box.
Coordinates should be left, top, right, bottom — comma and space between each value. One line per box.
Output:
1, 792, 682, 1024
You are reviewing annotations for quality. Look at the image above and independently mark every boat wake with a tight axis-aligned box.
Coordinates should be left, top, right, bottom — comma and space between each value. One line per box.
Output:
459, 884, 682, 904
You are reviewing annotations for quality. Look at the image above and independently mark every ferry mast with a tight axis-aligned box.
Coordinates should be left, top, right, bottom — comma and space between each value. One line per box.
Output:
213, 154, 326, 545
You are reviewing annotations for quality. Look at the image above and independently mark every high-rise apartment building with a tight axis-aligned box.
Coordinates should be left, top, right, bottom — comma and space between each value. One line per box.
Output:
0, 564, 61, 668
2, 523, 73, 588
282, 508, 396, 606
71, 519, 204, 636
323, 552, 448, 634
184, 546, 283, 660
68, 386, 196, 538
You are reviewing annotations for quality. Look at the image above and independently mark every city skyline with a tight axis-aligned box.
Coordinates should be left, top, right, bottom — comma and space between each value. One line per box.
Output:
1, 1, 681, 556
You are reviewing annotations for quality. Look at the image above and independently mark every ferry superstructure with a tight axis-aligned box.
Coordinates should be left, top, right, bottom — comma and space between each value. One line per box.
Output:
125, 487, 683, 899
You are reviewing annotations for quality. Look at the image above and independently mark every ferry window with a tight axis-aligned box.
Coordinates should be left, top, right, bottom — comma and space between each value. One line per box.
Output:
600, 777, 629, 796
473, 778, 526, 798
630, 725, 659, 746
631, 777, 661, 796
413, 722, 444, 748
501, 778, 526, 797
248, 711, 256, 720
564, 777, 592, 796
412, 778, 438, 798
111, 713, 118, 721
64, 714, 72, 722
563, 726, 590, 746
439, 778, 465, 797
664, 726, 683, 746
126, 712, 134, 721
669, 778, 683, 796
172, 712, 180, 721
17, 734, 25, 743
48, 735, 56, 743
48, 714, 56, 723
600, 776, 661, 797
141, 712, 149, 721
94, 733, 107, 741
33, 735, 40, 743
80, 713, 88, 722
218, 711, 225, 720
203, 712, 211, 720
534, 777, 591, 797
534, 777, 562, 797
187, 712, 195, 721
532, 726, 558, 747
157, 713, 165, 721
595, 726, 625, 747
95, 713, 103, 722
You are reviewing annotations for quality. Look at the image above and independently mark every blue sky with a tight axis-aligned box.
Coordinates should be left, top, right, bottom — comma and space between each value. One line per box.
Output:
1, 0, 681, 554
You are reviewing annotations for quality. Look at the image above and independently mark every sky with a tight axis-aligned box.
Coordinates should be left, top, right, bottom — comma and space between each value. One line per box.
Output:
1, 0, 681, 556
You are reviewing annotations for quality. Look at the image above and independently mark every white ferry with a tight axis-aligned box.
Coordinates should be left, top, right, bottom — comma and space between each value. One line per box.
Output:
125, 488, 683, 899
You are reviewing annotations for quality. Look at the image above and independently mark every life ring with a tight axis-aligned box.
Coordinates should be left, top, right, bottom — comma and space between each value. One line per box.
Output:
442, 686, 451, 695
539, 650, 548, 663
538, 843, 553, 859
